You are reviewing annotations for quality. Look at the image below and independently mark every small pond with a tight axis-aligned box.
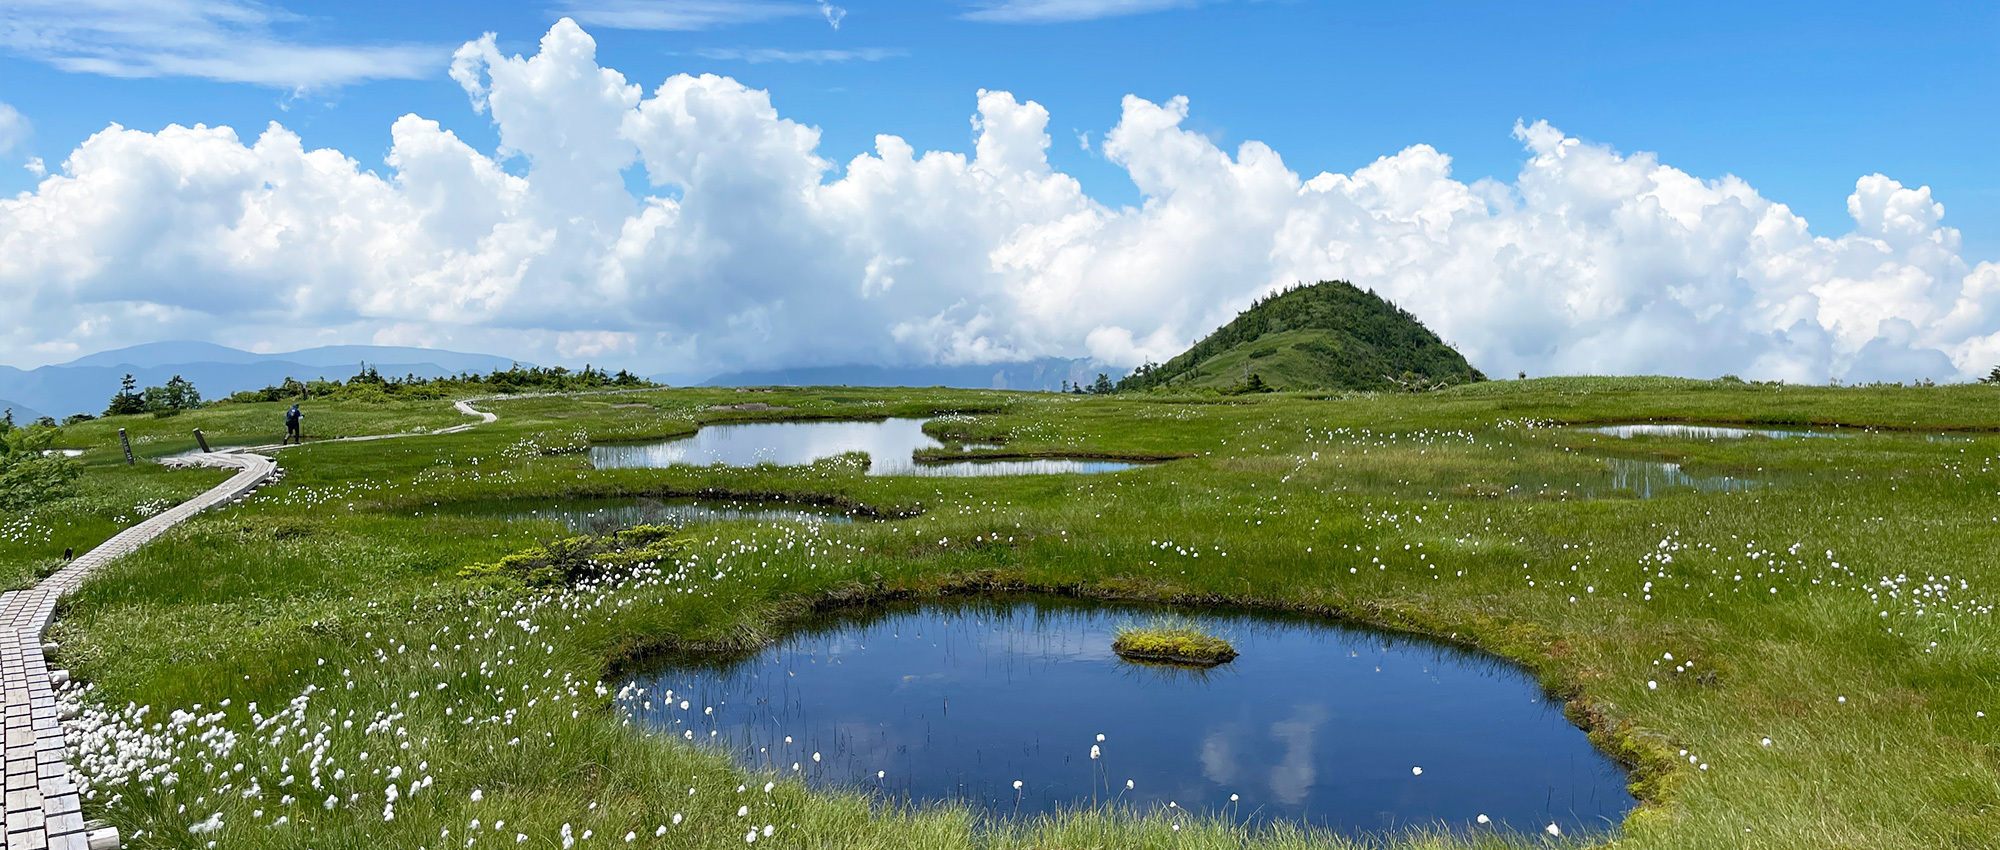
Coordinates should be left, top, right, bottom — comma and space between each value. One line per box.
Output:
1584, 423, 1848, 440
1487, 458, 1760, 500
591, 418, 1147, 477
623, 597, 1633, 836
1601, 458, 1758, 498
419, 496, 854, 531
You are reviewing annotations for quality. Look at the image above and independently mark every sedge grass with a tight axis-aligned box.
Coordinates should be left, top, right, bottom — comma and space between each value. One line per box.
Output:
1111, 615, 1238, 665
25, 379, 2000, 849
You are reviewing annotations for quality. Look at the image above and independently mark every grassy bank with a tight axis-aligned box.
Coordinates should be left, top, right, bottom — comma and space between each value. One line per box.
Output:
22, 378, 2000, 848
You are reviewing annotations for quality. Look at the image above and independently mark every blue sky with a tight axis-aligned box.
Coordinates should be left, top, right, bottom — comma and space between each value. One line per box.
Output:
5, 1, 1993, 257
2, 0, 1997, 380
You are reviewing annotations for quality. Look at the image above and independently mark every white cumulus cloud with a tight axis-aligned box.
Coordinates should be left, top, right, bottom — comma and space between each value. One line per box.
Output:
2, 17, 1997, 385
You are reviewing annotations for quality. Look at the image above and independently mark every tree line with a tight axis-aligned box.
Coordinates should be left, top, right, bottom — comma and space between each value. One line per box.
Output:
225, 362, 654, 402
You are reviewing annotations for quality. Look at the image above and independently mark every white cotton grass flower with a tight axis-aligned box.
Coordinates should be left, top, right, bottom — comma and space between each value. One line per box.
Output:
1411, 766, 1423, 776
1477, 814, 1490, 824
1546, 822, 1561, 836
737, 805, 749, 817
1012, 780, 1023, 790
1125, 779, 1134, 789
1090, 745, 1100, 759
471, 789, 483, 802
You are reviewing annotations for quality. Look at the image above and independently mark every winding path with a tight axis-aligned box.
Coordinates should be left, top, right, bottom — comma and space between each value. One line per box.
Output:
0, 400, 494, 849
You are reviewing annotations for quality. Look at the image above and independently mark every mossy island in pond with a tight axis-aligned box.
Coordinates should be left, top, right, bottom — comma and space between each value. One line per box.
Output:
1111, 616, 1238, 667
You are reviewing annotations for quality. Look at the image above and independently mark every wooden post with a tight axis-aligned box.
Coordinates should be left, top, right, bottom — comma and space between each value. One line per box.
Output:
118, 428, 134, 466
193, 428, 211, 453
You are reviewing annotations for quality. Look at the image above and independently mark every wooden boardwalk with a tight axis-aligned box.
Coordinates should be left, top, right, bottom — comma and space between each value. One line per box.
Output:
1, 399, 493, 849
2, 453, 277, 849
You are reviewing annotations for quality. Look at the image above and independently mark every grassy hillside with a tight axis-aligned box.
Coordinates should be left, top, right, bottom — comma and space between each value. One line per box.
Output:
1119, 280, 1485, 392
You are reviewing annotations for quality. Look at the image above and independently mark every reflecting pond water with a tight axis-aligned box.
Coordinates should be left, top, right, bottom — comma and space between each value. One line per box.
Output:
1601, 458, 1758, 497
419, 496, 854, 531
1487, 458, 1760, 500
623, 598, 1633, 836
1584, 423, 1848, 440
591, 418, 1147, 476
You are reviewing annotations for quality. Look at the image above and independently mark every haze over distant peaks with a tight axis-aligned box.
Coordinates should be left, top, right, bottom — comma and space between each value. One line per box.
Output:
697, 358, 1112, 392
60, 342, 529, 374
1, 342, 531, 419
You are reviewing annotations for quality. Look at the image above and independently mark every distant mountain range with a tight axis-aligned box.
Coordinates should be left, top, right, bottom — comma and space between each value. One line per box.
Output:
697, 358, 1117, 392
0, 342, 529, 420
0, 398, 43, 423
2, 340, 1126, 421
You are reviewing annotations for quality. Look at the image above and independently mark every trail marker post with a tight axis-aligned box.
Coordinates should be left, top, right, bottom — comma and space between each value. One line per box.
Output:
118, 428, 134, 466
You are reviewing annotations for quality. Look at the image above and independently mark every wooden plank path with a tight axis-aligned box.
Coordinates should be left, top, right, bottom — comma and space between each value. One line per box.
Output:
3, 452, 275, 849
1, 398, 494, 849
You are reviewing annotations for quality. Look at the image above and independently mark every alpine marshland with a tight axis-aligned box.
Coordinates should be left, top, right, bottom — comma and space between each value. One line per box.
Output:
4, 280, 1996, 850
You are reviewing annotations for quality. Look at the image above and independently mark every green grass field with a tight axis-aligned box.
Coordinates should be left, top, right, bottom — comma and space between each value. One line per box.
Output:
22, 378, 2000, 849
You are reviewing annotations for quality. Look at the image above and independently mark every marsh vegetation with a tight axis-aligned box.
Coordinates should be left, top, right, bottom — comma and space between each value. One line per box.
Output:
1111, 614, 1239, 665
14, 377, 2000, 849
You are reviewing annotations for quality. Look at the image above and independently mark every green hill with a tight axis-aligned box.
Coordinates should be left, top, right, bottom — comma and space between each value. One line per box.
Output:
1118, 281, 1485, 393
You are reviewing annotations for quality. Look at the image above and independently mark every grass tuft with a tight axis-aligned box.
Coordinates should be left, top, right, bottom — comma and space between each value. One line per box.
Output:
1112, 615, 1238, 666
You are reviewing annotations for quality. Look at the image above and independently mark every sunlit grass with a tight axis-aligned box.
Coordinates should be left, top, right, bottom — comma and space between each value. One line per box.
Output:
1112, 615, 1238, 665
22, 378, 2000, 849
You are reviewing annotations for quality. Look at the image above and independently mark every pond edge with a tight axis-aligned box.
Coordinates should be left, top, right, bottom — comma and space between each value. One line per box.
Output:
600, 569, 1683, 831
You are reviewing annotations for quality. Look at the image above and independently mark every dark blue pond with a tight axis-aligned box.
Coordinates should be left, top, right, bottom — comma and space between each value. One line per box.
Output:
620, 598, 1633, 837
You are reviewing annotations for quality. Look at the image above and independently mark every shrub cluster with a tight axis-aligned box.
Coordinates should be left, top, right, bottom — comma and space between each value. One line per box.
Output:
458, 524, 689, 588
103, 374, 201, 417
0, 419, 80, 510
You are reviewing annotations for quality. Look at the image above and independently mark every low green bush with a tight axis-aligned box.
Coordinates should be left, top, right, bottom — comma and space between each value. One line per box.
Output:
458, 524, 689, 588
0, 425, 80, 510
